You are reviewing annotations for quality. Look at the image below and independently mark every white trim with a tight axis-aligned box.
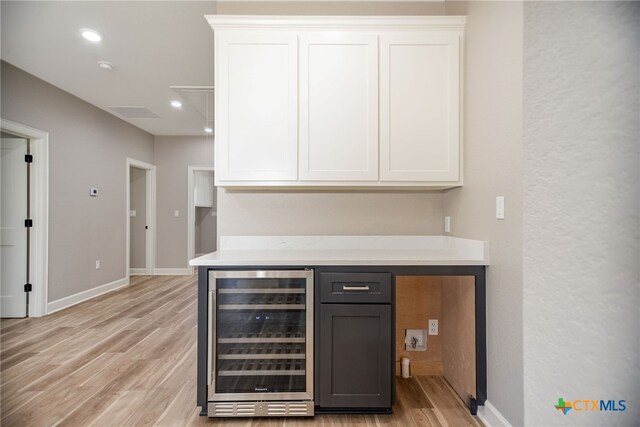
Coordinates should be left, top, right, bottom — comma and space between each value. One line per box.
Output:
187, 166, 215, 275
206, 15, 466, 31
126, 158, 156, 284
129, 268, 147, 276
47, 277, 128, 314
153, 268, 192, 276
1, 119, 49, 317
477, 401, 513, 427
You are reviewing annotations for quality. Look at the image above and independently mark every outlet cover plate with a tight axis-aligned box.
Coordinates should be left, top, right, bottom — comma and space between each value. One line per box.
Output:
429, 319, 438, 335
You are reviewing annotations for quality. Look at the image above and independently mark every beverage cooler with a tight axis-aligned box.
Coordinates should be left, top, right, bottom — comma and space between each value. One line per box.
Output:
207, 270, 314, 417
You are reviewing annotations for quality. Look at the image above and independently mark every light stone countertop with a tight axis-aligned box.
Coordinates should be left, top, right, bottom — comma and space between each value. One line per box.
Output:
189, 235, 489, 266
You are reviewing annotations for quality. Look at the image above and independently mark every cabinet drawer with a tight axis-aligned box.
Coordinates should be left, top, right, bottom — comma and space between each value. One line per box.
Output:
320, 273, 391, 303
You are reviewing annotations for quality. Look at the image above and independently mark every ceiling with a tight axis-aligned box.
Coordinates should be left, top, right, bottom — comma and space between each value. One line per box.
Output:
1, 1, 216, 136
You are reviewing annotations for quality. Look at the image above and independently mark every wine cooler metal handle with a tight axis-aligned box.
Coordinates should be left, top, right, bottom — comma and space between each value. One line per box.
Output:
342, 285, 370, 291
208, 290, 215, 387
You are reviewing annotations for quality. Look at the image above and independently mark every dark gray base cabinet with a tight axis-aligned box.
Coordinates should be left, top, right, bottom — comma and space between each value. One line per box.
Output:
318, 304, 392, 409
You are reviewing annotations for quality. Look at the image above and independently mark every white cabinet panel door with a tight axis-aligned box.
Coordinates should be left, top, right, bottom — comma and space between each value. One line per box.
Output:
216, 32, 298, 181
299, 33, 378, 181
380, 33, 460, 182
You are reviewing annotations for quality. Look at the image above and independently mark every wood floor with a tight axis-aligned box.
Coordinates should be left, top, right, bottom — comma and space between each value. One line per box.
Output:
1, 275, 483, 427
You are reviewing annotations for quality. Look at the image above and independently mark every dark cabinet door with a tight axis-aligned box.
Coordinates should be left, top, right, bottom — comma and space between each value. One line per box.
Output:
319, 304, 392, 408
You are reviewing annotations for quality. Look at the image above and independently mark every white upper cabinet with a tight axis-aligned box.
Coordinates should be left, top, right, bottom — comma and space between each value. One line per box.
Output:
207, 16, 465, 189
299, 33, 379, 181
215, 31, 298, 182
194, 171, 214, 207
380, 33, 460, 182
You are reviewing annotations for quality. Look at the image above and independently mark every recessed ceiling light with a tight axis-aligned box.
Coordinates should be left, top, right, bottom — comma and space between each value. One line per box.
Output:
170, 100, 183, 109
204, 127, 213, 133
81, 28, 102, 42
98, 61, 114, 71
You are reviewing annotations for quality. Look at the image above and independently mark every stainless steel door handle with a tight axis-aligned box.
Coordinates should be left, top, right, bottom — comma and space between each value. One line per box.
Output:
342, 285, 370, 291
208, 290, 215, 387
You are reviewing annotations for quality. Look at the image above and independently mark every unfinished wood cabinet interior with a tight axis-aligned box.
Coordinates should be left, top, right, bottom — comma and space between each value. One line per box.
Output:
396, 275, 476, 404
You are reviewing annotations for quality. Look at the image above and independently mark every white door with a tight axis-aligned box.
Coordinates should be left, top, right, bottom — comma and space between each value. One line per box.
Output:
215, 31, 298, 182
1, 138, 28, 318
380, 33, 460, 182
129, 166, 147, 275
299, 33, 379, 181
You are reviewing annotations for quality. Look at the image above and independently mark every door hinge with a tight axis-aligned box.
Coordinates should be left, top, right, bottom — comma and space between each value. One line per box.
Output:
25, 219, 33, 227
25, 154, 33, 163
24, 283, 32, 292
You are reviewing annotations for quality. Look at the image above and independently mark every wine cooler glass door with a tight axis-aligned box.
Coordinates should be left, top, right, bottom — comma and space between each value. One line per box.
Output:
208, 270, 313, 401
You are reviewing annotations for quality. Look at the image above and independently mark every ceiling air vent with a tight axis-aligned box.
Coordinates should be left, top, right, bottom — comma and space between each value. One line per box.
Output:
107, 106, 160, 119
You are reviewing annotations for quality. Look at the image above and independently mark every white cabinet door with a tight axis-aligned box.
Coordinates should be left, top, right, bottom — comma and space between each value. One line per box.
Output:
380, 33, 460, 182
299, 33, 379, 181
216, 32, 298, 182
194, 171, 214, 207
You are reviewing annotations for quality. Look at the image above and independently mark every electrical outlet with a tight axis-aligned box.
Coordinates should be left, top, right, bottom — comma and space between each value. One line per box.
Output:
95, 260, 101, 270
428, 319, 438, 336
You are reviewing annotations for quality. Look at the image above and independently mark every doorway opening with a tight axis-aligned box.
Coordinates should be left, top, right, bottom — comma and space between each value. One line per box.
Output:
0, 119, 48, 318
126, 158, 156, 281
187, 166, 216, 273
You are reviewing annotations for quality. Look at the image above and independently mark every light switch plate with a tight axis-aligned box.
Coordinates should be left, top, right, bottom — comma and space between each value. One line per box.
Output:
130, 210, 136, 217
444, 216, 451, 233
496, 196, 505, 220
174, 210, 180, 217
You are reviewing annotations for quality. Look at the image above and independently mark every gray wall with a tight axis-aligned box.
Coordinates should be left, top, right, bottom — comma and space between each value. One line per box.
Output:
154, 135, 214, 269
218, 191, 444, 238
195, 206, 216, 255
442, 2, 524, 424
1, 61, 155, 302
216, 1, 446, 15
523, 2, 639, 425
129, 167, 146, 269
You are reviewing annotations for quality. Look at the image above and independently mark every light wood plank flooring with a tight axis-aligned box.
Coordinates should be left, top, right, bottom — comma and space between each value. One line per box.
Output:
1, 275, 482, 427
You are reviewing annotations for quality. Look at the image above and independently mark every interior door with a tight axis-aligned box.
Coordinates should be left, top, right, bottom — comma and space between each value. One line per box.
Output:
1, 138, 28, 318
129, 166, 147, 275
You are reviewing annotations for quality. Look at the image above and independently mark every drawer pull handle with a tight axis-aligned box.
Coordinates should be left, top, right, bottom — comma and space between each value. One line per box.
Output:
342, 285, 370, 291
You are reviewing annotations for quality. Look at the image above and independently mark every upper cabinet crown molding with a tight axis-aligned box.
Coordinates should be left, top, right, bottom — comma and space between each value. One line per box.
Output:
209, 15, 465, 190
205, 15, 466, 32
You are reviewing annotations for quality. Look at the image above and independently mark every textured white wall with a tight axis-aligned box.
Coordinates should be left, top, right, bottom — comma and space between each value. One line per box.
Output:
523, 2, 639, 425
442, 2, 524, 424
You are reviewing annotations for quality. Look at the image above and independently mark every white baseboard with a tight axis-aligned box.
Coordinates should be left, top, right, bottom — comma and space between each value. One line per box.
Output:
477, 400, 513, 427
47, 277, 129, 314
153, 268, 192, 276
129, 268, 147, 275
